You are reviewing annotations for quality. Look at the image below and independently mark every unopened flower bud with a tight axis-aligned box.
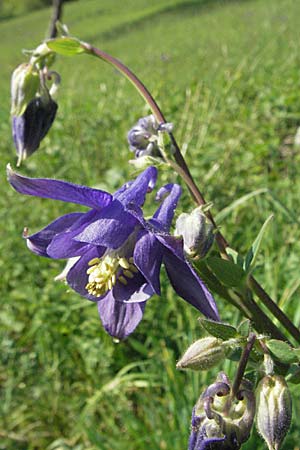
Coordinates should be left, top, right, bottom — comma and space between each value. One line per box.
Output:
177, 337, 225, 371
12, 95, 58, 166
11, 66, 60, 166
175, 207, 214, 258
256, 375, 292, 450
127, 114, 173, 158
11, 63, 40, 116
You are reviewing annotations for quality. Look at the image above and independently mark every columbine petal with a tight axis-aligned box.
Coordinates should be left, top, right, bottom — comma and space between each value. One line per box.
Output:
7, 164, 112, 209
133, 230, 163, 295
153, 183, 182, 231
113, 271, 155, 304
157, 235, 219, 320
54, 257, 80, 281
66, 246, 106, 301
191, 434, 225, 450
188, 408, 226, 450
47, 210, 102, 258
74, 199, 137, 249
114, 166, 157, 207
98, 294, 146, 339
25, 212, 84, 257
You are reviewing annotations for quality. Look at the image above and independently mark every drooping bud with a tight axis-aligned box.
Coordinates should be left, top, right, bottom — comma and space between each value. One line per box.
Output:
12, 95, 58, 166
127, 114, 173, 158
256, 375, 292, 450
11, 67, 59, 166
189, 373, 255, 450
11, 63, 40, 116
176, 337, 226, 371
175, 207, 214, 258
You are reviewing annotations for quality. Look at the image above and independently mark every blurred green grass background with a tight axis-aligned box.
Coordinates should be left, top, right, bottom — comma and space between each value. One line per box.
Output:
1, 0, 300, 448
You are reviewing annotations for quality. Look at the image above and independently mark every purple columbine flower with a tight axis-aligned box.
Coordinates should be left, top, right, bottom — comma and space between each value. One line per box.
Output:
188, 374, 255, 450
189, 407, 226, 450
7, 165, 219, 339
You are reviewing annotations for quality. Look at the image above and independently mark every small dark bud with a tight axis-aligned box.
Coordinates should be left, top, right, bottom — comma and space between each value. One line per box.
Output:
12, 96, 58, 166
256, 375, 292, 450
175, 207, 214, 258
11, 56, 60, 165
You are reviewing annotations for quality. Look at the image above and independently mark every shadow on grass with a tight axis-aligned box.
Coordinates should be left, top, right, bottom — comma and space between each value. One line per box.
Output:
87, 0, 254, 42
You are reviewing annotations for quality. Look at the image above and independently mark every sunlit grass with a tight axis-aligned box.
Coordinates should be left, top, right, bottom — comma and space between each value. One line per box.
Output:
1, 0, 300, 448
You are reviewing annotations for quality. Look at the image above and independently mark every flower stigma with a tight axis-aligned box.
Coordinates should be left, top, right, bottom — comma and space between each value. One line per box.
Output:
85, 255, 138, 297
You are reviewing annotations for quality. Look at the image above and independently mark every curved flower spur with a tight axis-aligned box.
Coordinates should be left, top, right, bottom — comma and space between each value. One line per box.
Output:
7, 165, 219, 339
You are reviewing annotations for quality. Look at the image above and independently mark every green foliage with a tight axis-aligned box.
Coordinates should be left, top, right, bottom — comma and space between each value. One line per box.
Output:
47, 36, 85, 55
1, 0, 300, 449
206, 256, 246, 287
199, 318, 238, 340
266, 340, 299, 365
244, 214, 274, 274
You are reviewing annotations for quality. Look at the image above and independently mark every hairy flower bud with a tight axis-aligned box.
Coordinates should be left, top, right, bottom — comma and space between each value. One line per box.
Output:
127, 114, 173, 157
177, 337, 226, 371
175, 207, 214, 258
256, 375, 292, 450
11, 63, 40, 116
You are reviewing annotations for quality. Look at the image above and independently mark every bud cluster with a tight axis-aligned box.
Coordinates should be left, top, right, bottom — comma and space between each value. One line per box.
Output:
180, 333, 293, 449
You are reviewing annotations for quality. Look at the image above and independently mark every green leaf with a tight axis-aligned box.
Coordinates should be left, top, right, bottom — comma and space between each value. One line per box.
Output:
47, 37, 84, 56
266, 339, 298, 364
244, 214, 274, 273
194, 260, 233, 302
292, 348, 300, 361
226, 247, 244, 267
206, 256, 246, 288
286, 366, 300, 384
226, 347, 242, 362
199, 318, 238, 340
237, 318, 251, 337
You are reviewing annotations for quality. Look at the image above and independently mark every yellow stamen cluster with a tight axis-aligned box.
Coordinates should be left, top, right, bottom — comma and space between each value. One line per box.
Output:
85, 255, 138, 297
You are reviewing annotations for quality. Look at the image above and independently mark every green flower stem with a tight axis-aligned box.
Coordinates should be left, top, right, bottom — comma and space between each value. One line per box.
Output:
82, 42, 300, 343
